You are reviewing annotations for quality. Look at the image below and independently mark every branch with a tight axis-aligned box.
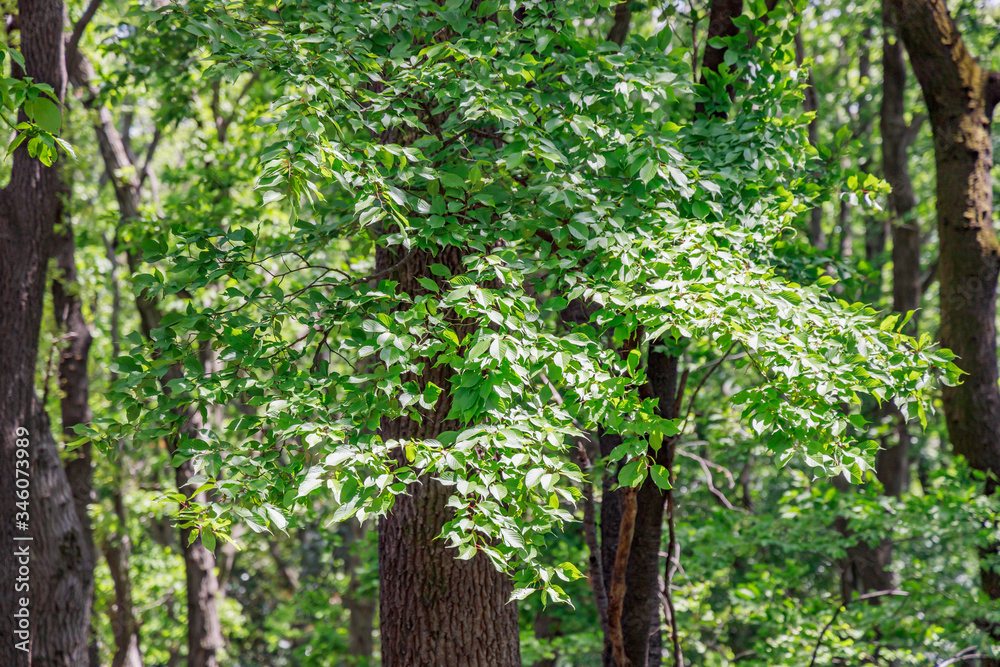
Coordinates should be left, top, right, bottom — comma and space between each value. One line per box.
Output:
357, 247, 417, 287
607, 486, 637, 667
677, 449, 741, 511
67, 0, 105, 66
934, 647, 985, 666
216, 70, 261, 142
807, 590, 908, 667
683, 343, 735, 422
138, 125, 164, 190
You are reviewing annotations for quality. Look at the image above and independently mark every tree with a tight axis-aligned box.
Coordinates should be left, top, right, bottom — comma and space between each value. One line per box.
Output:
0, 0, 92, 663
886, 0, 1000, 653
82, 1, 961, 664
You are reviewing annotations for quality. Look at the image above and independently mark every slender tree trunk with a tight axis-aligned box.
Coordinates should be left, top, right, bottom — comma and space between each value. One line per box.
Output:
52, 198, 99, 666
170, 418, 224, 667
887, 0, 1000, 658
838, 1, 924, 606
344, 519, 375, 664
377, 247, 520, 666
70, 48, 226, 665
0, 0, 93, 663
105, 485, 144, 667
794, 32, 824, 250
600, 354, 679, 667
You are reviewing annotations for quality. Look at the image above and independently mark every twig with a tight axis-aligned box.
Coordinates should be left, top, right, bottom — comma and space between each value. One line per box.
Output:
607, 486, 637, 667
934, 647, 985, 666
683, 343, 735, 422
807, 590, 908, 667
677, 449, 740, 511
676, 448, 735, 487
357, 247, 417, 287
138, 125, 164, 190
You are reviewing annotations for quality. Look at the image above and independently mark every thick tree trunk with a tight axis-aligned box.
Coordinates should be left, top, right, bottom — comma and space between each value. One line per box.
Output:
887, 0, 1000, 657
0, 0, 93, 663
377, 247, 520, 666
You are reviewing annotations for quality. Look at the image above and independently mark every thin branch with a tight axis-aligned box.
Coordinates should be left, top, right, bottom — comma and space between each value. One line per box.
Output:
934, 647, 985, 666
217, 70, 261, 142
357, 247, 417, 287
677, 449, 741, 511
67, 0, 104, 65
807, 590, 908, 667
683, 343, 736, 421
138, 125, 164, 190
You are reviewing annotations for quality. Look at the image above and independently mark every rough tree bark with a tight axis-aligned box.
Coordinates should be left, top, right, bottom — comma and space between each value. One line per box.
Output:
0, 0, 93, 663
377, 246, 521, 666
343, 519, 376, 664
886, 0, 1000, 657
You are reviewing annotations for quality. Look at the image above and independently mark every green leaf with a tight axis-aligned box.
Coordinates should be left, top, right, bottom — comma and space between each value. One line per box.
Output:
25, 97, 60, 133
627, 349, 641, 377
649, 429, 664, 452
618, 459, 644, 487
650, 464, 671, 490
639, 159, 658, 184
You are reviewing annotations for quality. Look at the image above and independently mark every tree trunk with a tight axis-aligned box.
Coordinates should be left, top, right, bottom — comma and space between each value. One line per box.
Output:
172, 432, 224, 667
887, 0, 1000, 657
70, 47, 226, 665
0, 0, 93, 663
377, 247, 520, 666
105, 485, 144, 667
344, 519, 375, 664
600, 353, 679, 667
52, 193, 99, 666
838, 0, 924, 606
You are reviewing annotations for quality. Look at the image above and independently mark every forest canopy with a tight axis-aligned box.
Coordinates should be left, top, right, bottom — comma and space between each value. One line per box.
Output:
0, 0, 999, 666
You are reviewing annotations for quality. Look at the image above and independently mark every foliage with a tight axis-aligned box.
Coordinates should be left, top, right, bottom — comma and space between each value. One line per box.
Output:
24, 0, 997, 662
